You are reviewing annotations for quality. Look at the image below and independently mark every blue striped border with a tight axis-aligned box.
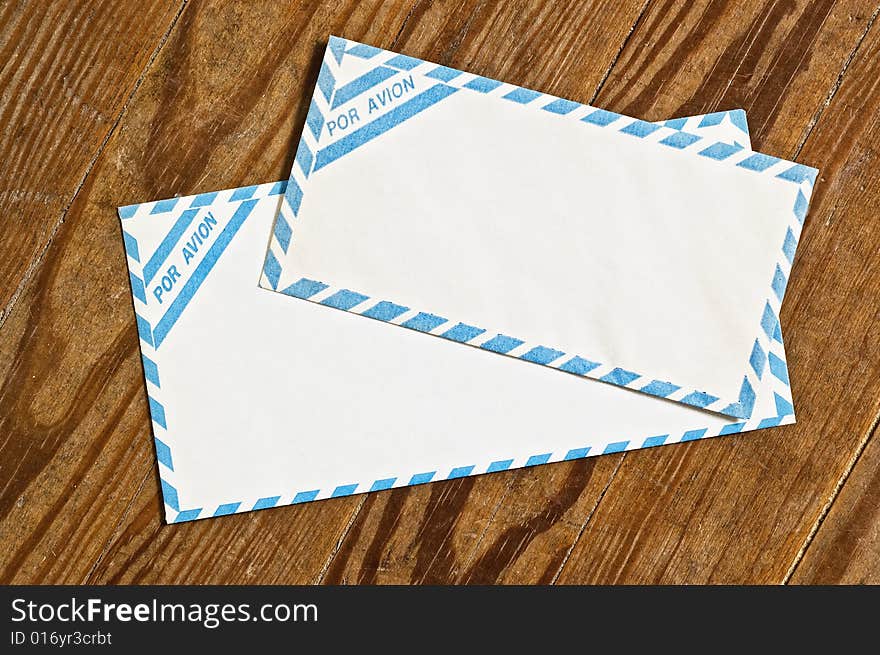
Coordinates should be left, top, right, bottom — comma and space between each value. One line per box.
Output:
119, 101, 800, 523
268, 38, 815, 420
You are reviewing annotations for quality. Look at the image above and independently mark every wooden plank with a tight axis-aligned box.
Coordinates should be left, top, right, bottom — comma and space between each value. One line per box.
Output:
322, 459, 626, 584
554, 2, 880, 583
0, 0, 429, 585
789, 423, 880, 583
789, 428, 880, 584
391, 0, 652, 98
321, 475, 512, 584
0, 0, 185, 317
594, 0, 875, 153
3, 0, 878, 585
786, 17, 880, 584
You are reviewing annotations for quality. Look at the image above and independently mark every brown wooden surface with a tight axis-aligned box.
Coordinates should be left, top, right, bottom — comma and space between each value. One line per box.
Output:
1, 0, 878, 585
0, 0, 185, 316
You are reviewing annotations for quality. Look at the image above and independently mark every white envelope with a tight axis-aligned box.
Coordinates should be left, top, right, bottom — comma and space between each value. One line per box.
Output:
261, 37, 817, 422
120, 110, 801, 523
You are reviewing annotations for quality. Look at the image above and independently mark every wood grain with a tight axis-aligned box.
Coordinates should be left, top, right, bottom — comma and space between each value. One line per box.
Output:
555, 0, 880, 583
596, 0, 874, 154
323, 0, 880, 585
83, 0, 655, 585
0, 0, 427, 584
1, 0, 878, 584
791, 421, 880, 583
0, 0, 185, 317
785, 18, 880, 584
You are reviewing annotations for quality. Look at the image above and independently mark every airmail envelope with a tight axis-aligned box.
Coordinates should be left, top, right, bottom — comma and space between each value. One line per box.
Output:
121, 109, 805, 523
261, 37, 818, 423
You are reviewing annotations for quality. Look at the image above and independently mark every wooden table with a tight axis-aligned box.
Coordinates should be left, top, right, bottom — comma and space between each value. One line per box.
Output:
2, 0, 878, 585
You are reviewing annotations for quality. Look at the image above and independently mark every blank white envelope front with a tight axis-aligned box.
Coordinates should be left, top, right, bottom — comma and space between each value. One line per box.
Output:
119, 107, 805, 523
261, 37, 817, 421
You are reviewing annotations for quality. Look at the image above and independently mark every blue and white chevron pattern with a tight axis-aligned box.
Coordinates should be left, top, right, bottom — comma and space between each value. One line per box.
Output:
659, 109, 751, 149
119, 40, 810, 523
121, 162, 796, 523
119, 181, 286, 523
120, 210, 181, 519
261, 36, 816, 421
